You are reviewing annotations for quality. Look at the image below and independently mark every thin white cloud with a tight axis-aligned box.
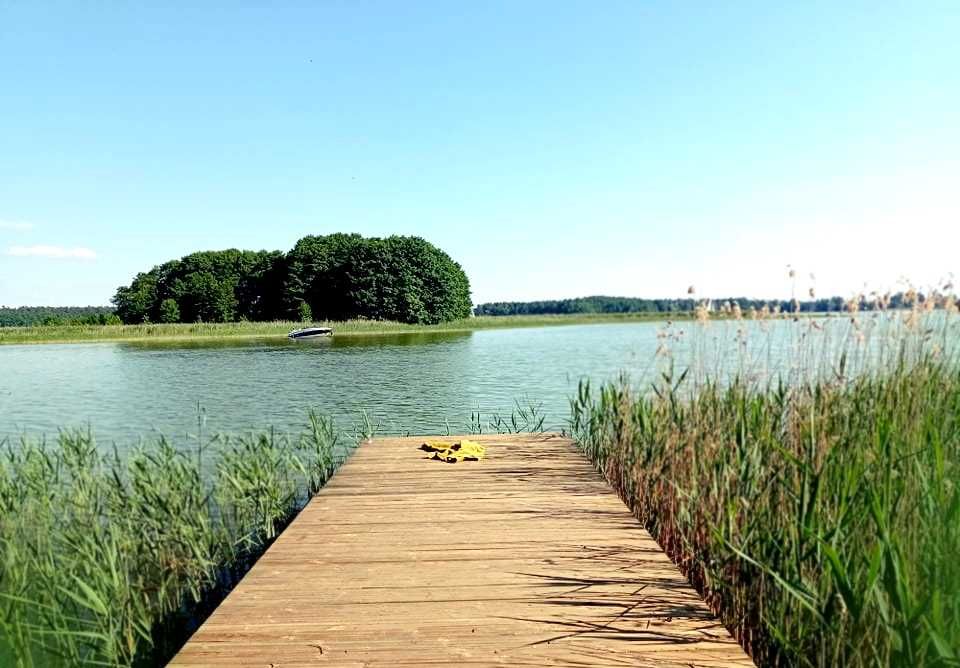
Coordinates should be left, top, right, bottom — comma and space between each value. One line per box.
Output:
6, 245, 97, 260
0, 220, 34, 232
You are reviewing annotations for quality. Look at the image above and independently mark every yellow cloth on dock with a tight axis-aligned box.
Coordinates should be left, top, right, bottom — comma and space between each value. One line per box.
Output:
420, 440, 486, 463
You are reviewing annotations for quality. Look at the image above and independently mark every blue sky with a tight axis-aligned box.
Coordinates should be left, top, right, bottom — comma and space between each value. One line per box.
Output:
1, 1, 957, 306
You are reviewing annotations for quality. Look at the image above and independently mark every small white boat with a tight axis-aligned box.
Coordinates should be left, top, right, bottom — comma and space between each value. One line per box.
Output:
288, 327, 333, 340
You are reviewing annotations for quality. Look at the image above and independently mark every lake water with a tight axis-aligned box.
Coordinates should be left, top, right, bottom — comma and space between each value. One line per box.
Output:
0, 317, 900, 448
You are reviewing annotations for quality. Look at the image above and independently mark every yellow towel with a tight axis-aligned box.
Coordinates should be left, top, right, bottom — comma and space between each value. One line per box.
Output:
420, 440, 486, 463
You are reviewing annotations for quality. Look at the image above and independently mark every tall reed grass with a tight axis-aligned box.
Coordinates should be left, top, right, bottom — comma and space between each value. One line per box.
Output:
571, 303, 960, 666
0, 411, 343, 667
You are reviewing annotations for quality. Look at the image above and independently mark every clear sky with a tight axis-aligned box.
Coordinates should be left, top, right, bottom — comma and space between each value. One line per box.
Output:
1, 1, 957, 307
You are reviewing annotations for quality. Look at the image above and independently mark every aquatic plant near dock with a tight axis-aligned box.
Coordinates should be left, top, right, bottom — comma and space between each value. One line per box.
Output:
0, 410, 342, 667
570, 308, 960, 666
466, 398, 547, 435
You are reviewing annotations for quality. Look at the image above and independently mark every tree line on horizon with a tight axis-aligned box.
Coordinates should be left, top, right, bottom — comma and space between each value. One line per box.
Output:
110, 233, 473, 325
473, 293, 932, 316
0, 306, 118, 327
6, 279, 941, 329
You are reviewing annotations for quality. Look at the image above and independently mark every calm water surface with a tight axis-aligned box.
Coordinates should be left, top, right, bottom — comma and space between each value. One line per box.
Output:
0, 319, 865, 448
1, 323, 669, 446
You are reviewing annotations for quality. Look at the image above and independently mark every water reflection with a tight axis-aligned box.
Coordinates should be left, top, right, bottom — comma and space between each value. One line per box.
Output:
3, 317, 946, 450
118, 330, 473, 351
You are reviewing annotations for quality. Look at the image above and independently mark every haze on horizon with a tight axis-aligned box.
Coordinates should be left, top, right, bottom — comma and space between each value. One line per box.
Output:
1, 2, 957, 308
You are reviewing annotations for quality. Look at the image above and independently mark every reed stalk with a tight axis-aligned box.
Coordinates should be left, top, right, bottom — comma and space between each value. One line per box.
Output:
570, 309, 960, 666
0, 410, 343, 666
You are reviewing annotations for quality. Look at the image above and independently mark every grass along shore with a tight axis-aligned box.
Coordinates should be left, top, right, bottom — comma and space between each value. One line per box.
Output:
0, 312, 688, 345
0, 412, 344, 666
571, 307, 960, 666
0, 403, 550, 666
6, 302, 955, 666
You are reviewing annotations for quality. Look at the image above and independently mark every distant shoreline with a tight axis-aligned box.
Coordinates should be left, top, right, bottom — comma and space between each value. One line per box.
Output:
0, 312, 698, 345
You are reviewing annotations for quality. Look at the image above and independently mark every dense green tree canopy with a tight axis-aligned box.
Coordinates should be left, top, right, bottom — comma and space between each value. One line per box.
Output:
0, 306, 118, 327
113, 249, 283, 324
285, 234, 471, 324
158, 298, 181, 324
111, 235, 472, 325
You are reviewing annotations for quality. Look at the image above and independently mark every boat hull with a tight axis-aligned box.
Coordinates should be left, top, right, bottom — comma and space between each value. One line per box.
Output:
288, 327, 333, 340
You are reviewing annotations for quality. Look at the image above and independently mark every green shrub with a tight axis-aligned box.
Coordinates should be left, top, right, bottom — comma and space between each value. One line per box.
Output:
158, 298, 181, 323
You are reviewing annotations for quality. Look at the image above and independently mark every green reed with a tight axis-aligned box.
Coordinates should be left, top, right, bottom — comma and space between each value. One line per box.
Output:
570, 310, 960, 666
465, 397, 548, 435
0, 411, 343, 667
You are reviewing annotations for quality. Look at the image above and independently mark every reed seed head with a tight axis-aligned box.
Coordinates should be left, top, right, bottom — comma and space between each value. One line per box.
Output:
695, 300, 710, 324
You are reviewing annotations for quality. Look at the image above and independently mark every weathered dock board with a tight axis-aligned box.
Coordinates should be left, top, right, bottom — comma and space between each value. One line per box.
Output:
171, 433, 752, 667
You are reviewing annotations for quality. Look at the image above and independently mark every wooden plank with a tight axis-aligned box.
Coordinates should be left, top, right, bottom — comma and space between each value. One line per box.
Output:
170, 433, 752, 667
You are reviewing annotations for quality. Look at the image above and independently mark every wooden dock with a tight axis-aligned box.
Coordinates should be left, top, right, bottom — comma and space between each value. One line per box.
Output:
171, 434, 752, 667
